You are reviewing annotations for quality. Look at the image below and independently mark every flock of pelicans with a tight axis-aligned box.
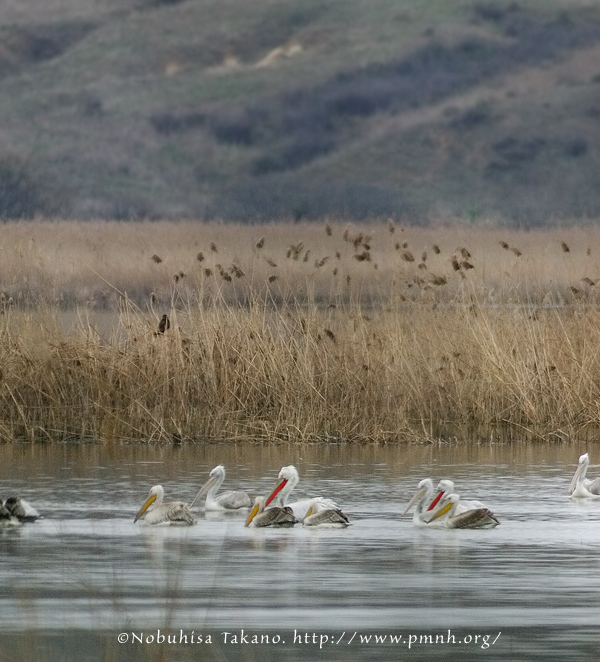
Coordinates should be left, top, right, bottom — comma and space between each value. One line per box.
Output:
2, 452, 599, 529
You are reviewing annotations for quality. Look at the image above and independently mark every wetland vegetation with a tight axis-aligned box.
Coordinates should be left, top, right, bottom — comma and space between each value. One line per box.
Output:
0, 219, 599, 444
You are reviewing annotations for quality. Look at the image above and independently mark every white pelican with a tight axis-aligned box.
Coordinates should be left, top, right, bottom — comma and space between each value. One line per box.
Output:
0, 502, 21, 527
403, 478, 444, 527
427, 493, 499, 529
568, 452, 600, 498
303, 499, 350, 528
264, 465, 337, 520
190, 465, 252, 511
3, 497, 41, 522
245, 496, 297, 527
426, 479, 488, 514
134, 485, 195, 526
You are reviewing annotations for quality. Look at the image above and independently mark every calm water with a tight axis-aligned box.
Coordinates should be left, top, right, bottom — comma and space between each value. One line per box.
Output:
1, 442, 599, 661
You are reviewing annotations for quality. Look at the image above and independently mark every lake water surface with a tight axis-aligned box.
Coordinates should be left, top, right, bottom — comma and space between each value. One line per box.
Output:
1, 442, 598, 661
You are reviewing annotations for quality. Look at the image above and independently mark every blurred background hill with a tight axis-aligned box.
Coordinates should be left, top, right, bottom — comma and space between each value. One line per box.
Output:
1, 0, 600, 224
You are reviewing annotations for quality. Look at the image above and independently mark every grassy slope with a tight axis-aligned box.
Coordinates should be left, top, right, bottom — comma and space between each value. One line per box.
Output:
1, 0, 599, 222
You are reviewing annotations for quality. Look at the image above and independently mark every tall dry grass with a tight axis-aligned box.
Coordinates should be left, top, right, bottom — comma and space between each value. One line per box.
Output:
1, 219, 600, 443
0, 219, 598, 310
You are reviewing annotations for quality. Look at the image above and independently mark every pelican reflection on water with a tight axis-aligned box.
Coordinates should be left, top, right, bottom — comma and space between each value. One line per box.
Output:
190, 465, 251, 511
568, 452, 600, 498
134, 485, 195, 526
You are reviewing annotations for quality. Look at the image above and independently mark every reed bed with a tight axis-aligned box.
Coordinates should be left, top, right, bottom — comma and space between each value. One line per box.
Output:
1, 219, 600, 443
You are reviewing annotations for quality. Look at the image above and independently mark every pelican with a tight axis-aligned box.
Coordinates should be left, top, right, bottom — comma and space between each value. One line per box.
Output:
245, 496, 297, 527
3, 497, 41, 522
403, 478, 445, 527
134, 485, 195, 525
264, 465, 337, 520
426, 479, 488, 514
427, 493, 499, 529
303, 499, 350, 528
568, 452, 600, 498
0, 502, 21, 527
190, 465, 252, 511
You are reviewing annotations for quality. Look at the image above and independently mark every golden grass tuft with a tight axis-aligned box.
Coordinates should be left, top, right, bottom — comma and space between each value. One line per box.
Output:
0, 219, 598, 443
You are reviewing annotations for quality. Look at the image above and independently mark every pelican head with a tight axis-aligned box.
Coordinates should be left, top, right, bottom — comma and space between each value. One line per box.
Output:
427, 478, 455, 512
265, 465, 299, 507
402, 478, 434, 515
568, 452, 592, 496
134, 485, 164, 523
426, 493, 458, 523
210, 465, 226, 480
190, 465, 226, 508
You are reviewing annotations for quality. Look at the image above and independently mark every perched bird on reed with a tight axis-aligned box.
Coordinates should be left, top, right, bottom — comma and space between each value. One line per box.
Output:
158, 314, 170, 334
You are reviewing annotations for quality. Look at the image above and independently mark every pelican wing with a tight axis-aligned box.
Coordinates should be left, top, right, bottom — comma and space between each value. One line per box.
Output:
134, 485, 195, 525
162, 502, 195, 525
215, 490, 252, 510
303, 507, 350, 528
446, 508, 499, 529
427, 493, 499, 529
253, 507, 297, 528
587, 478, 600, 495
144, 502, 195, 526
246, 496, 298, 527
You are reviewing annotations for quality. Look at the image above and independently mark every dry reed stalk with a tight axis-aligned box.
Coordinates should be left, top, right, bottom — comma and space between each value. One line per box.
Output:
0, 220, 599, 442
0, 294, 599, 443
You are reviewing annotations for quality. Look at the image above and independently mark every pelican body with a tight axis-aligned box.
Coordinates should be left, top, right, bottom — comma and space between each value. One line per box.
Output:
0, 502, 21, 527
134, 485, 195, 526
265, 465, 337, 520
403, 478, 444, 527
245, 496, 297, 527
3, 497, 41, 522
303, 499, 350, 528
190, 465, 251, 511
568, 453, 600, 498
427, 493, 499, 529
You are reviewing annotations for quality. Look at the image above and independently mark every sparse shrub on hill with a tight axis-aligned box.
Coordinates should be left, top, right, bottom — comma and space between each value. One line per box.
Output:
150, 111, 206, 135
0, 154, 68, 219
0, 21, 96, 74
